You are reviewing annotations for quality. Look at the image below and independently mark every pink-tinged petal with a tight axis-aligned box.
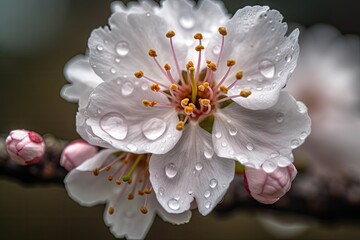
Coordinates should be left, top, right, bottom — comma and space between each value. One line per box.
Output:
60, 140, 98, 171
149, 122, 234, 215
206, 6, 299, 110
244, 163, 297, 204
64, 149, 118, 206
61, 55, 103, 108
78, 77, 182, 154
88, 11, 187, 84
213, 91, 311, 168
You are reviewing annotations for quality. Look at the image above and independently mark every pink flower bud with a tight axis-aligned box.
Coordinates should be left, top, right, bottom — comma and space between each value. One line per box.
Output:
60, 140, 98, 171
6, 129, 45, 165
244, 163, 297, 204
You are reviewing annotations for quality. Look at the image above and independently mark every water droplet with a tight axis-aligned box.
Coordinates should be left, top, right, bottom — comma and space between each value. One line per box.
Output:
204, 150, 213, 159
296, 101, 307, 113
300, 131, 308, 140
125, 211, 135, 218
179, 14, 195, 29
229, 127, 238, 136
100, 112, 128, 140
275, 112, 284, 123
96, 44, 103, 51
115, 58, 120, 63
215, 132, 222, 139
277, 156, 291, 167
221, 141, 227, 147
270, 151, 280, 158
110, 68, 116, 74
168, 198, 180, 210
146, 12, 151, 17
209, 179, 218, 188
127, 143, 137, 152
235, 154, 248, 164
212, 46, 221, 55
290, 139, 299, 149
121, 82, 134, 96
205, 201, 212, 209
259, 59, 275, 78
174, 194, 180, 200
271, 27, 275, 32
115, 41, 129, 56
246, 143, 254, 151
165, 163, 177, 178
97, 109, 102, 114
195, 162, 203, 171
188, 190, 193, 195
141, 118, 166, 140
204, 190, 211, 198
285, 54, 292, 63
158, 187, 165, 196
141, 83, 148, 90
262, 160, 277, 173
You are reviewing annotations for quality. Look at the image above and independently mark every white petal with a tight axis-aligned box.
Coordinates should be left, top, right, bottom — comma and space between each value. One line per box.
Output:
213, 91, 311, 168
104, 191, 156, 240
79, 77, 182, 154
64, 149, 117, 206
156, 202, 192, 225
111, 0, 158, 13
206, 6, 299, 110
149, 122, 234, 215
88, 11, 188, 84
61, 55, 103, 107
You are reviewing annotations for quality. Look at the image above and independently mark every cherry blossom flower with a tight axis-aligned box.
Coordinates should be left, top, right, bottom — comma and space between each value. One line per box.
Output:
286, 24, 360, 181
65, 149, 191, 239
74, 2, 310, 215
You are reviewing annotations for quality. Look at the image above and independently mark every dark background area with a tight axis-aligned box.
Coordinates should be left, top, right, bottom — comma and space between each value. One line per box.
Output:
1, 0, 359, 239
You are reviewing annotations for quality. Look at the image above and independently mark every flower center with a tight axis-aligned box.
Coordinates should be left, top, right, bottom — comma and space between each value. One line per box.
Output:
91, 152, 152, 215
135, 27, 252, 131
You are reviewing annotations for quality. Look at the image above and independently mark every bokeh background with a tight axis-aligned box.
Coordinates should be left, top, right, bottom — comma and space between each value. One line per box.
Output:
0, 0, 359, 239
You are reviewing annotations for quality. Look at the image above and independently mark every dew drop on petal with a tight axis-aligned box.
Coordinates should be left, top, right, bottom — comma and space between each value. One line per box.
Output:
296, 101, 308, 113
275, 112, 284, 123
115, 58, 120, 63
290, 139, 300, 149
195, 162, 203, 171
209, 179, 218, 189
141, 83, 148, 90
126, 143, 137, 152
204, 150, 213, 159
270, 151, 280, 158
158, 187, 165, 196
277, 156, 291, 167
221, 141, 227, 147
96, 44, 103, 51
100, 112, 128, 140
115, 41, 129, 56
188, 190, 193, 195
258, 59, 275, 78
235, 154, 248, 164
121, 82, 134, 96
205, 201, 212, 209
285, 54, 292, 63
110, 68, 116, 74
262, 160, 277, 173
179, 14, 195, 29
300, 131, 308, 140
212, 46, 221, 55
215, 132, 222, 139
204, 190, 211, 198
146, 12, 151, 17
246, 143, 254, 151
142, 118, 166, 140
229, 127, 238, 136
125, 211, 135, 219
168, 198, 180, 210
165, 163, 177, 178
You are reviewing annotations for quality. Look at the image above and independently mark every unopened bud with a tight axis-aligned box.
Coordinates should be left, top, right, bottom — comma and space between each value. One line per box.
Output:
60, 140, 98, 170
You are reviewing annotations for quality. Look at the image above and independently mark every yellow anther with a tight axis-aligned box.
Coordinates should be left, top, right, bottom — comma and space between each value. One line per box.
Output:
108, 207, 114, 215
186, 61, 194, 70
150, 84, 160, 92
138, 190, 144, 196
134, 70, 144, 78
195, 44, 205, 52
207, 62, 217, 72
115, 179, 121, 185
189, 66, 195, 72
218, 27, 228, 36
92, 168, 99, 176
203, 82, 209, 87
189, 103, 196, 108
166, 30, 175, 38
227, 59, 236, 67
142, 100, 157, 107
236, 70, 243, 80
181, 98, 189, 106
105, 166, 111, 171
170, 84, 178, 90
206, 60, 212, 64
200, 99, 211, 106
148, 48, 157, 57
108, 175, 113, 181
149, 101, 157, 107
184, 106, 194, 115
144, 188, 152, 194
176, 121, 185, 131
194, 33, 203, 40
127, 178, 132, 184
220, 85, 228, 93
198, 85, 205, 91
164, 64, 171, 71
140, 206, 148, 214
240, 90, 252, 98
128, 193, 134, 200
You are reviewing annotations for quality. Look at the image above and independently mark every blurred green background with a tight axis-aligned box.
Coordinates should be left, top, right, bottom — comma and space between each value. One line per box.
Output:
0, 0, 359, 239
